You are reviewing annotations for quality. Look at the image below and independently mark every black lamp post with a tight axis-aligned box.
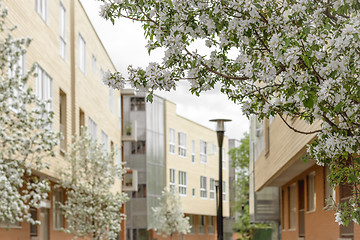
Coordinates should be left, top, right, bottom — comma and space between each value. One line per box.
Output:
210, 119, 231, 240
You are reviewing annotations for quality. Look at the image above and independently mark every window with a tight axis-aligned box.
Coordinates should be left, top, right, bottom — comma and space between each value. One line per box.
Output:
100, 68, 104, 83
78, 34, 86, 74
288, 184, 296, 229
307, 172, 316, 211
92, 55, 97, 73
169, 128, 175, 154
101, 130, 108, 153
200, 176, 207, 198
35, 0, 48, 22
8, 53, 26, 111
52, 189, 64, 230
114, 144, 122, 165
222, 148, 226, 169
169, 169, 176, 192
132, 184, 146, 198
178, 171, 187, 195
324, 167, 336, 207
189, 215, 195, 234
199, 215, 205, 234
59, 3, 66, 60
88, 117, 97, 140
200, 140, 207, 163
59, 90, 67, 153
178, 132, 187, 157
222, 181, 226, 201
130, 97, 145, 111
30, 208, 38, 237
192, 188, 195, 197
191, 140, 195, 163
36, 65, 53, 129
109, 88, 114, 113
340, 183, 353, 237
210, 178, 215, 200
208, 216, 214, 234
131, 141, 146, 154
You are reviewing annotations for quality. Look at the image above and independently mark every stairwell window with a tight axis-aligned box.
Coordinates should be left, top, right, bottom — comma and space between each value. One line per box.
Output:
78, 34, 86, 74
92, 55, 97, 74
178, 132, 187, 157
59, 90, 67, 153
200, 176, 207, 199
178, 171, 187, 195
59, 3, 66, 60
35, 65, 53, 129
307, 172, 316, 211
101, 130, 108, 153
200, 140, 207, 163
169, 128, 175, 154
169, 168, 176, 192
109, 88, 114, 113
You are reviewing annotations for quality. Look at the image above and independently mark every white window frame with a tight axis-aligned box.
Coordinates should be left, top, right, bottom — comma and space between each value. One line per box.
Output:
191, 140, 195, 163
178, 171, 187, 196
88, 117, 97, 140
200, 140, 207, 164
307, 172, 316, 211
8, 54, 26, 112
78, 33, 86, 74
169, 168, 176, 192
210, 178, 215, 200
200, 176, 207, 199
169, 128, 176, 154
222, 181, 226, 201
59, 3, 66, 60
35, 0, 48, 23
178, 132, 187, 157
101, 130, 108, 153
118, 96, 122, 130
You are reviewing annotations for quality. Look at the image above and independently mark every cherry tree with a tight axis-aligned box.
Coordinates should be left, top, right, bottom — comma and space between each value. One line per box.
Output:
58, 130, 128, 240
0, 4, 58, 225
99, 0, 360, 225
149, 188, 191, 239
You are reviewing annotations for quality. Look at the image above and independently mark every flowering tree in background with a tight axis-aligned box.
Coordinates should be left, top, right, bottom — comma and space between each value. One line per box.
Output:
149, 188, 191, 239
0, 4, 58, 225
58, 130, 128, 240
99, 0, 360, 224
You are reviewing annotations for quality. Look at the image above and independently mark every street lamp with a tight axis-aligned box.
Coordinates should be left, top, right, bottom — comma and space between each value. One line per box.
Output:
210, 119, 231, 240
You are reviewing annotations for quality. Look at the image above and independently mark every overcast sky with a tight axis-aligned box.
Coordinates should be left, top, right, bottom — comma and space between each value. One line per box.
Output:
80, 1, 249, 140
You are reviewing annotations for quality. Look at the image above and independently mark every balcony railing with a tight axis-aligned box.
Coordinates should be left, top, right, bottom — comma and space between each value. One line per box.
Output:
122, 169, 138, 192
122, 120, 137, 142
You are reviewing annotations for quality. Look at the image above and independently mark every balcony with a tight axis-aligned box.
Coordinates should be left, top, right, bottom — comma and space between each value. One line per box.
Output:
122, 169, 138, 192
122, 120, 137, 142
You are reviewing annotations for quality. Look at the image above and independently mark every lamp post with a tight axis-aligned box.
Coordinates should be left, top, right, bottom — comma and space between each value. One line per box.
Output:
210, 119, 231, 240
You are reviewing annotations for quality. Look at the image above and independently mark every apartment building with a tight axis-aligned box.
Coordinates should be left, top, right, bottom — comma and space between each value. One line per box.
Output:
122, 92, 230, 240
1, 1, 124, 239
250, 115, 360, 239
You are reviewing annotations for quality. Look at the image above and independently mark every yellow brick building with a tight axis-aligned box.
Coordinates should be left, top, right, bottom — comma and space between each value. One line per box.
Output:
122, 92, 229, 240
1, 0, 123, 239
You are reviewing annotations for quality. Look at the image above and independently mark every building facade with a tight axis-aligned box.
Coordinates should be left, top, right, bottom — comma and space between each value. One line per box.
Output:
250, 115, 360, 239
122, 93, 230, 240
1, 0, 124, 239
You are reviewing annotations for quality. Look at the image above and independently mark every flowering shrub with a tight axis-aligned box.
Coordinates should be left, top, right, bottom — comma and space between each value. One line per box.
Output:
0, 3, 58, 225
149, 188, 191, 238
58, 129, 128, 240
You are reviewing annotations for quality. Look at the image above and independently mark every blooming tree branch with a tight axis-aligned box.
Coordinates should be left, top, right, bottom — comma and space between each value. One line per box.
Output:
99, 0, 360, 224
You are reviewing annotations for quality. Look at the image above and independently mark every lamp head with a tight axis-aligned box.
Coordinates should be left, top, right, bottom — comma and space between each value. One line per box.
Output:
209, 119, 232, 132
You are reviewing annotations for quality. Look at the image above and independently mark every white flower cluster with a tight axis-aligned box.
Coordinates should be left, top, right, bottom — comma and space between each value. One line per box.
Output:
0, 3, 58, 225
149, 188, 191, 236
98, 0, 360, 223
58, 128, 128, 240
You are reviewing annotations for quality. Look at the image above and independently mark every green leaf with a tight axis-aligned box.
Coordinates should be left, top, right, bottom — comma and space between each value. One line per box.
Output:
334, 102, 343, 113
168, 0, 173, 8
